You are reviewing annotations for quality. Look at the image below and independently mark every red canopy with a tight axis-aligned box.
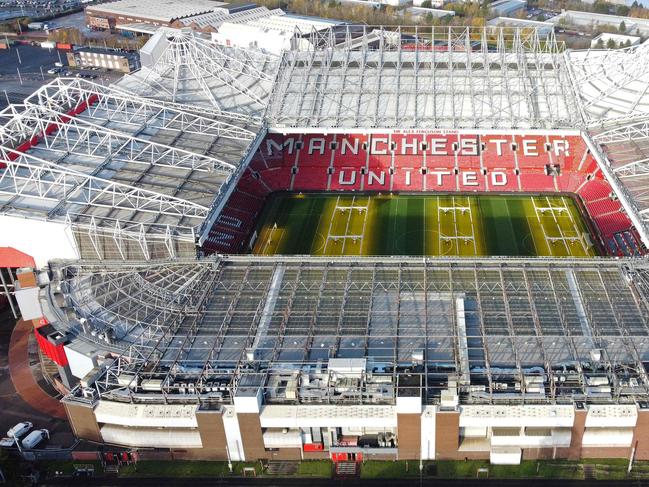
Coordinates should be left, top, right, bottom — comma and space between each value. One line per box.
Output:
0, 247, 35, 268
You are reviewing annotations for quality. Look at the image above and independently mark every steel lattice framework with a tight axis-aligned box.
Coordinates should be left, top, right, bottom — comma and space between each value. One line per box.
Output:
267, 26, 581, 129
119, 28, 280, 118
0, 77, 261, 260
567, 40, 649, 123
0, 27, 649, 260
48, 256, 649, 406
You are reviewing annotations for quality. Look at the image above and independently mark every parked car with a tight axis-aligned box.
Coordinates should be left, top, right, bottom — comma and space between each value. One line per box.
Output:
0, 437, 15, 448
7, 421, 32, 439
47, 67, 62, 74
21, 429, 49, 449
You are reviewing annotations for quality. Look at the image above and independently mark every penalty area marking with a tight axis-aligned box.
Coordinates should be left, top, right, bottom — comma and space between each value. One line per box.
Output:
324, 195, 370, 255
532, 196, 586, 256
438, 195, 477, 256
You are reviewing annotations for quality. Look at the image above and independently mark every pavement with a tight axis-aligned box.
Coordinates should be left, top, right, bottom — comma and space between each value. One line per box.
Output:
36, 476, 649, 486
46, 11, 111, 40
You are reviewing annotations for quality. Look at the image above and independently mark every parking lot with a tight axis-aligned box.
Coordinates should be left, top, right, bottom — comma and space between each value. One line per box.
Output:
0, 308, 74, 451
0, 44, 128, 109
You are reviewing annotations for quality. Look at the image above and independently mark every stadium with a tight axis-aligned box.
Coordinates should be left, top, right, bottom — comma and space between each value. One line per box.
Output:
3, 25, 649, 467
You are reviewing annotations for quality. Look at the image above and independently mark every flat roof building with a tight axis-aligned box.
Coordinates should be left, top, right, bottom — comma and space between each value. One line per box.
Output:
407, 7, 456, 20
86, 0, 247, 30
591, 32, 642, 48
487, 17, 554, 38
66, 47, 140, 73
549, 10, 649, 36
489, 0, 527, 17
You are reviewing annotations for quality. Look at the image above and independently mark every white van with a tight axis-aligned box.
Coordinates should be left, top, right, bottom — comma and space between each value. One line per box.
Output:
7, 422, 32, 439
21, 429, 49, 450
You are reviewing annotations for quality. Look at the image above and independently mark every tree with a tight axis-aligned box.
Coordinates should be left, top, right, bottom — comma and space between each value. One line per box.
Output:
618, 20, 626, 32
606, 38, 617, 48
421, 0, 433, 7
593, 1, 610, 14
616, 5, 630, 16
596, 37, 604, 48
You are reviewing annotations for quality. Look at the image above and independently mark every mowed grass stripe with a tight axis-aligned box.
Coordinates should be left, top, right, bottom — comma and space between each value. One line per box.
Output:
251, 193, 599, 258
481, 197, 523, 256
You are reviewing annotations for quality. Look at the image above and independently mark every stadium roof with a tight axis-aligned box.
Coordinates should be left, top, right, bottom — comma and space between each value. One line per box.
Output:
0, 77, 261, 260
119, 29, 280, 118
2, 26, 649, 259
267, 26, 581, 130
47, 256, 649, 405
177, 7, 284, 30
567, 40, 649, 123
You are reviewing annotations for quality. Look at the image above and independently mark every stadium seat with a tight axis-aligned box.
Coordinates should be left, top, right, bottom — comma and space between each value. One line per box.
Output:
519, 170, 555, 192
300, 134, 336, 167
425, 134, 457, 167
330, 166, 363, 191
333, 134, 370, 167
215, 132, 647, 258
391, 133, 425, 166
514, 134, 550, 168
547, 135, 586, 173
392, 166, 425, 192
456, 135, 481, 169
258, 167, 293, 191
367, 134, 393, 169
363, 166, 392, 192
578, 180, 612, 202
292, 166, 332, 191
424, 166, 457, 192
481, 134, 516, 170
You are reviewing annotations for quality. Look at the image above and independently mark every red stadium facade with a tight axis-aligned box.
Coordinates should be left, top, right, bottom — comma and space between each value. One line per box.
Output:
203, 131, 645, 258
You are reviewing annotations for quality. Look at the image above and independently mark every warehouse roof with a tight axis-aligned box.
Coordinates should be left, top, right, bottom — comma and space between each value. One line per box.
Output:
87, 0, 228, 24
48, 256, 649, 406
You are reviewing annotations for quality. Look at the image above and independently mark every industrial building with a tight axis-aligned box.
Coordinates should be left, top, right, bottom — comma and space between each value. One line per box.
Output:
66, 48, 140, 73
85, 0, 254, 31
549, 10, 649, 36
591, 32, 642, 48
488, 0, 527, 17
1, 25, 649, 470
486, 17, 554, 38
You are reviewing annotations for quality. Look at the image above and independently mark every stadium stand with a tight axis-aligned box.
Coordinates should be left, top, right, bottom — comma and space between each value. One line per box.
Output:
481, 134, 517, 170
207, 132, 642, 255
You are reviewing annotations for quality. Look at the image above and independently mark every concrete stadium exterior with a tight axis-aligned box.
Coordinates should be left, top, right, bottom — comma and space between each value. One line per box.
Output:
2, 25, 649, 466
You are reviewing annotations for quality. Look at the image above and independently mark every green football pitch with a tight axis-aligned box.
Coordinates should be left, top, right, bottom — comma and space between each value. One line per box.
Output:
251, 193, 599, 257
